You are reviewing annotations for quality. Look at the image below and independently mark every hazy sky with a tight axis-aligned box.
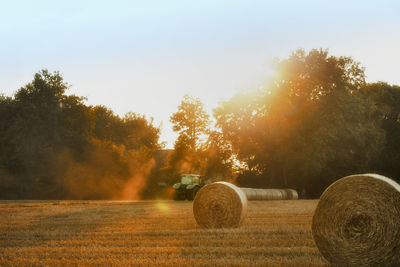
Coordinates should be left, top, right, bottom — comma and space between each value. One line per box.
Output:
1, 0, 399, 148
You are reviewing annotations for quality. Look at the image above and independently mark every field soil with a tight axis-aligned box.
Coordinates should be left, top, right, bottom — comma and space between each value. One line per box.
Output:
0, 200, 327, 266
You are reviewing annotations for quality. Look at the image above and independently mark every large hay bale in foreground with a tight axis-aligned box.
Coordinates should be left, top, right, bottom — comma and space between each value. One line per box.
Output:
312, 173, 400, 266
193, 182, 247, 228
240, 188, 298, 200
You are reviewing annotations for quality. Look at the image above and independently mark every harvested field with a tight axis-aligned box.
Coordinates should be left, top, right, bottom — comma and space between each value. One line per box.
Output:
0, 200, 327, 266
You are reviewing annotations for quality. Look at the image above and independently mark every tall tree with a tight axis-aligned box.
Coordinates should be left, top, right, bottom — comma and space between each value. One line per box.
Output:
214, 49, 384, 197
164, 95, 210, 179
203, 131, 235, 181
170, 94, 210, 150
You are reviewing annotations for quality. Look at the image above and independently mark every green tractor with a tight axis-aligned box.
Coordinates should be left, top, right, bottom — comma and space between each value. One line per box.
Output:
172, 174, 207, 200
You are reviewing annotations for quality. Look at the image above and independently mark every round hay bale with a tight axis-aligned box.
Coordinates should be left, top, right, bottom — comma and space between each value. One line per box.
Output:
262, 189, 270, 200
248, 188, 257, 200
240, 188, 297, 200
273, 189, 282, 200
256, 189, 265, 200
286, 189, 298, 200
193, 182, 248, 228
262, 189, 271, 200
262, 189, 280, 200
278, 189, 288, 199
240, 188, 255, 200
252, 189, 258, 200
312, 173, 400, 266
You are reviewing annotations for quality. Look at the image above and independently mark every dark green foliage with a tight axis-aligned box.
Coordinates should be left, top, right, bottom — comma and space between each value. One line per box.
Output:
364, 82, 400, 180
0, 70, 160, 199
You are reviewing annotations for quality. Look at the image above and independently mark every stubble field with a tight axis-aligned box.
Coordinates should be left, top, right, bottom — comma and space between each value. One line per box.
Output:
0, 199, 327, 266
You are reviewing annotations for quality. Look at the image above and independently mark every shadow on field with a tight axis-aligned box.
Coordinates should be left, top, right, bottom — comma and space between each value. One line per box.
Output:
0, 201, 142, 245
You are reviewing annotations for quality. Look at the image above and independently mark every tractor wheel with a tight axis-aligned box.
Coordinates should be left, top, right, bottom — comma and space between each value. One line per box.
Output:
173, 191, 184, 200
187, 187, 200, 201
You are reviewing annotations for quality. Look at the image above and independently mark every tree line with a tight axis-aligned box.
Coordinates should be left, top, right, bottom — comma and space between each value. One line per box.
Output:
163, 49, 400, 198
0, 70, 160, 199
1, 49, 399, 199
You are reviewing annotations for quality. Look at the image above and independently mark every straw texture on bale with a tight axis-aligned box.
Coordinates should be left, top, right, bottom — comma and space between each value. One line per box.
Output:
312, 173, 400, 266
240, 188, 298, 200
193, 182, 247, 228
285, 189, 298, 200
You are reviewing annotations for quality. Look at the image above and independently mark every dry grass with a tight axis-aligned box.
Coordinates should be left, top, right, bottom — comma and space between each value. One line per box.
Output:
0, 200, 327, 266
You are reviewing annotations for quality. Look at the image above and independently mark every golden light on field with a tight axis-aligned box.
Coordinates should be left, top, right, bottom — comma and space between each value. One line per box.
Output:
0, 200, 327, 265
155, 201, 171, 213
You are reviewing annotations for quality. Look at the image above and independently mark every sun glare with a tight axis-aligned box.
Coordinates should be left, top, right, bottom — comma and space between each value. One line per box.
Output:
155, 201, 170, 213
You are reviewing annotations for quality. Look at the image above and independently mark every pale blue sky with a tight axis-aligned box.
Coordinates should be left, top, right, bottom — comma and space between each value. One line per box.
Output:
1, 0, 399, 147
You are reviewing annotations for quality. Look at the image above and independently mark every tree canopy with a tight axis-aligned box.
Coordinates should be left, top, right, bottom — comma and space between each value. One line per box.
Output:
2, 48, 400, 200
0, 70, 160, 199
170, 94, 210, 150
363, 82, 400, 180
214, 49, 385, 197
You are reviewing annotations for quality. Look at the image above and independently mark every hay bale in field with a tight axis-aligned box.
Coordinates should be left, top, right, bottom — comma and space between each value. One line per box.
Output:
286, 189, 298, 200
259, 189, 269, 200
278, 189, 288, 199
240, 188, 298, 201
312, 173, 400, 266
193, 182, 247, 228
272, 189, 282, 200
240, 188, 258, 200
